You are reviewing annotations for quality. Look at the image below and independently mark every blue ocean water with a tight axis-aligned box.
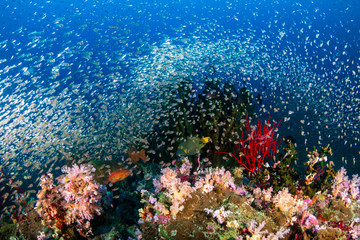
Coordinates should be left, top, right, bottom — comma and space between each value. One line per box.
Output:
1, 0, 360, 220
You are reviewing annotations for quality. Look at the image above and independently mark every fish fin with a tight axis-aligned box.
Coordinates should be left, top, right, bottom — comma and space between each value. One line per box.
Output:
139, 149, 146, 161
202, 137, 210, 144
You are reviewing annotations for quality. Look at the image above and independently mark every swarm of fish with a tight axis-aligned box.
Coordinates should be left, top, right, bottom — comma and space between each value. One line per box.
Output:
0, 0, 359, 222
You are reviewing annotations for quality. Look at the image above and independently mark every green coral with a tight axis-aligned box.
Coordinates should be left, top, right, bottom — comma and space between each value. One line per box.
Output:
255, 144, 335, 197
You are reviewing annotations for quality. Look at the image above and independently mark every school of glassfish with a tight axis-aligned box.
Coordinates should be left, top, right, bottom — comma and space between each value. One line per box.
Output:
0, 0, 359, 232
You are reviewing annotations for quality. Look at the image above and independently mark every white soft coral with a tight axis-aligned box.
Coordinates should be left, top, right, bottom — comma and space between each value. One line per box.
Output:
272, 188, 301, 216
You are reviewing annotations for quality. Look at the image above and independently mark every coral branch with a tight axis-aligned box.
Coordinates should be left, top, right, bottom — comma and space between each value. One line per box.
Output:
218, 113, 281, 178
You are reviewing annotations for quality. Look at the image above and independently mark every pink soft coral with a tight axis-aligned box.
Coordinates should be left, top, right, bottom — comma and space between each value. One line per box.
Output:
58, 164, 103, 234
150, 160, 247, 218
36, 164, 105, 236
60, 165, 101, 212
153, 167, 194, 216
331, 167, 360, 206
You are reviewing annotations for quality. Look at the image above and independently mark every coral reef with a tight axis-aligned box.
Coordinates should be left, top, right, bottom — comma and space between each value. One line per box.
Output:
2, 105, 360, 240
35, 163, 107, 238
137, 155, 360, 239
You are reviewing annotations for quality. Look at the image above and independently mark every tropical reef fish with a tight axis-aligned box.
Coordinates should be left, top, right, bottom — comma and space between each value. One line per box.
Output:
128, 148, 147, 163
177, 137, 210, 156
107, 169, 131, 184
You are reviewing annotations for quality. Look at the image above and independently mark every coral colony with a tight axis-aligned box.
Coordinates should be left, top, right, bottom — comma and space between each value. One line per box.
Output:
135, 116, 360, 239
35, 164, 106, 238
1, 112, 360, 239
137, 151, 360, 239
217, 113, 281, 187
0, 76, 359, 240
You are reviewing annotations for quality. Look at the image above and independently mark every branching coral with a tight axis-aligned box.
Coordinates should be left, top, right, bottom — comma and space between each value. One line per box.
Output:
218, 113, 281, 188
36, 163, 106, 237
35, 173, 66, 231
58, 164, 104, 234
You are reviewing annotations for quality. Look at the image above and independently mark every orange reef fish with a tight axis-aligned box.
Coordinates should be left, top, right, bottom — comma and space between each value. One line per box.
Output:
128, 148, 147, 163
107, 169, 131, 184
